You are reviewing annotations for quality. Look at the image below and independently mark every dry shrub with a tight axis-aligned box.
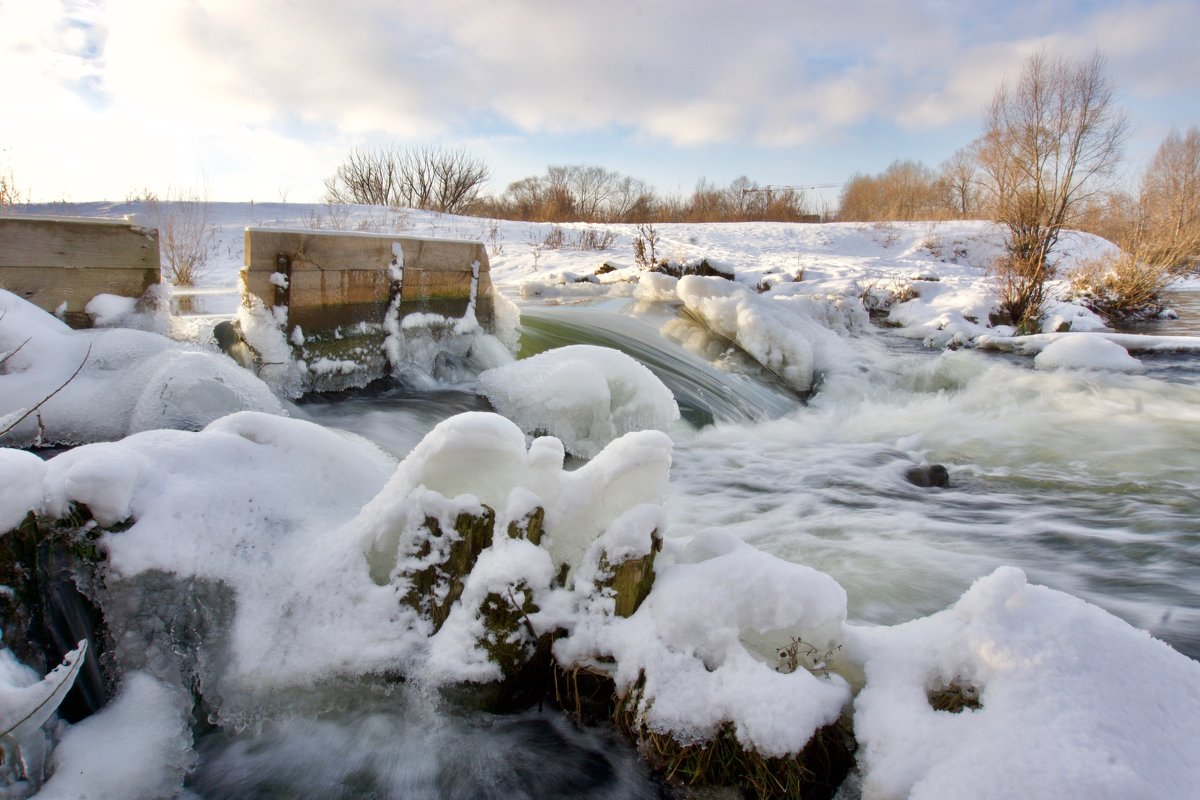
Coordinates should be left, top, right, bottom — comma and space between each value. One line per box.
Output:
614, 683, 854, 800
150, 189, 217, 286
1070, 251, 1177, 320
990, 251, 1054, 333
928, 678, 982, 713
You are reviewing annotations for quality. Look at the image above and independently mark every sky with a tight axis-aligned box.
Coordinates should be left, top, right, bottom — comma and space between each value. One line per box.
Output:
2, 0, 1198, 208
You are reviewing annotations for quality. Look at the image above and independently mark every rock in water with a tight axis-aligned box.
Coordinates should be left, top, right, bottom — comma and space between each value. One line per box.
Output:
904, 464, 950, 488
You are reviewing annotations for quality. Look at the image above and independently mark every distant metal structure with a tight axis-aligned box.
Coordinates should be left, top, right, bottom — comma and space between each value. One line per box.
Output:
740, 184, 839, 223
740, 183, 838, 198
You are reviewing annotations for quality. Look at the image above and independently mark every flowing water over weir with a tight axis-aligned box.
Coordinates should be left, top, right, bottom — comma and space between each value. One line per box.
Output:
517, 302, 803, 426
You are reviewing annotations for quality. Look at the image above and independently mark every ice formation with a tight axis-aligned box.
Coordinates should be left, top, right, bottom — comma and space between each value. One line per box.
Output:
478, 344, 680, 458
38, 671, 194, 800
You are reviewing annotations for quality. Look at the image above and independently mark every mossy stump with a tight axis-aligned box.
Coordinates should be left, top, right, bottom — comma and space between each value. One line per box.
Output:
596, 528, 662, 619
0, 509, 114, 721
399, 507, 495, 631
615, 685, 854, 800
551, 662, 618, 727
478, 580, 540, 678
506, 506, 545, 546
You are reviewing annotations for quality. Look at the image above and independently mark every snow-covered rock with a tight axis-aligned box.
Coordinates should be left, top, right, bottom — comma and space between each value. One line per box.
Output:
1033, 335, 1145, 372
848, 567, 1200, 800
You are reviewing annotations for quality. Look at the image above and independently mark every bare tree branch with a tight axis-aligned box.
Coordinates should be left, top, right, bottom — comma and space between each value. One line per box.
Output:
0, 336, 30, 369
323, 146, 490, 214
0, 343, 92, 438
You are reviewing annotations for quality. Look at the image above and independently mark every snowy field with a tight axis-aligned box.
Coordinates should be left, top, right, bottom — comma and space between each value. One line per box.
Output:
2, 202, 1199, 799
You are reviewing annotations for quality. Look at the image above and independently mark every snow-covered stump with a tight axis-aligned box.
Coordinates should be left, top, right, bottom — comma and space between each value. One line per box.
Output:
237, 228, 499, 393
594, 529, 661, 619
552, 531, 856, 799
505, 506, 545, 546
0, 216, 161, 328
397, 506, 496, 631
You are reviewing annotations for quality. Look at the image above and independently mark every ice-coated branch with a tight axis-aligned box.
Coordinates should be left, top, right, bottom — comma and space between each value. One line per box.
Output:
0, 342, 91, 437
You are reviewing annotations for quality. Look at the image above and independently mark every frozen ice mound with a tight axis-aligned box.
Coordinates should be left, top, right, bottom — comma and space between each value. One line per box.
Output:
1033, 335, 1145, 372
478, 344, 680, 458
0, 290, 285, 447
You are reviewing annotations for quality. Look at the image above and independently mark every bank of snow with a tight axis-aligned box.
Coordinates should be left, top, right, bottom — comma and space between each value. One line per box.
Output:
0, 290, 284, 447
849, 567, 1200, 799
9, 203, 1126, 346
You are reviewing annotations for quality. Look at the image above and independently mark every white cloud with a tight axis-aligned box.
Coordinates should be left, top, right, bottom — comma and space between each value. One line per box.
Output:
2, 0, 1196, 200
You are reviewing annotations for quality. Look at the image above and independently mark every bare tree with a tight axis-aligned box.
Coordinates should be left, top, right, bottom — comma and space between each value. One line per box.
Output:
688, 178, 723, 222
976, 49, 1128, 330
500, 176, 548, 220
1138, 126, 1200, 271
939, 146, 981, 218
722, 176, 761, 220
324, 145, 490, 214
543, 165, 578, 219
608, 175, 655, 222
836, 160, 951, 222
1071, 127, 1200, 319
146, 185, 217, 286
323, 146, 399, 206
566, 165, 617, 221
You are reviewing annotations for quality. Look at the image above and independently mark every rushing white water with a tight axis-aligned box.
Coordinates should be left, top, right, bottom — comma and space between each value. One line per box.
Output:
669, 333, 1200, 658
300, 296, 1200, 664
187, 695, 657, 800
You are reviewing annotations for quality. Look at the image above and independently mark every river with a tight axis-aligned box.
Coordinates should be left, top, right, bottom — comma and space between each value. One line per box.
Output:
208, 291, 1200, 798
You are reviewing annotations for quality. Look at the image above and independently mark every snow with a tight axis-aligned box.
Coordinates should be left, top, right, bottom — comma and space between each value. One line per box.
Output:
3, 202, 1200, 796
83, 293, 138, 326
555, 529, 851, 755
39, 672, 194, 800
0, 290, 285, 448
358, 411, 673, 579
848, 567, 1200, 799
0, 448, 46, 532
977, 330, 1200, 354
1033, 335, 1145, 372
478, 344, 680, 458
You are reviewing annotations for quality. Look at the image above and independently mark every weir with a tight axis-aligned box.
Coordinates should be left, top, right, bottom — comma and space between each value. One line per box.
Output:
0, 216, 160, 328
238, 227, 497, 391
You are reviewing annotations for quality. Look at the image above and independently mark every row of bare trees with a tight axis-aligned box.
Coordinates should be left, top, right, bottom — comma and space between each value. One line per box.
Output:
836, 160, 967, 222
323, 151, 826, 224
323, 145, 491, 214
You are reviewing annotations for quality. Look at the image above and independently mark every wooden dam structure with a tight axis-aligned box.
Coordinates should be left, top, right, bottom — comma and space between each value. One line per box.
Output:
0, 216, 495, 389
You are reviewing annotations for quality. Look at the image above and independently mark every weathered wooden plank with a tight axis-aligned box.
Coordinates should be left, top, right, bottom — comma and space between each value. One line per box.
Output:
0, 216, 160, 271
243, 227, 492, 324
0, 265, 161, 318
240, 227, 495, 390
242, 268, 393, 312
0, 217, 161, 325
